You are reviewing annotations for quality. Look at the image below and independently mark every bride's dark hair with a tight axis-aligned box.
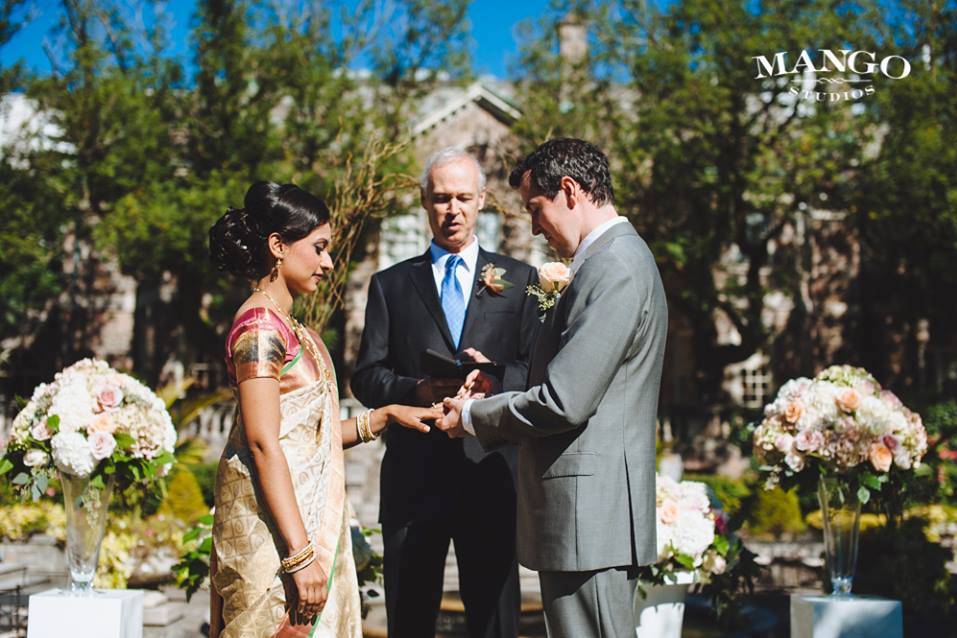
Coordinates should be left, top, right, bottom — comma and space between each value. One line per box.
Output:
209, 181, 331, 279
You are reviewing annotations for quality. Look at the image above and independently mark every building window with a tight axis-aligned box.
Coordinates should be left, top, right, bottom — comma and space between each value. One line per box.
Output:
476, 210, 501, 251
741, 365, 772, 409
379, 211, 429, 269
724, 353, 772, 409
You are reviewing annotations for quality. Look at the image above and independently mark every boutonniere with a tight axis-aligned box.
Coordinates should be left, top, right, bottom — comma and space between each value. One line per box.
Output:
526, 262, 573, 319
477, 262, 513, 297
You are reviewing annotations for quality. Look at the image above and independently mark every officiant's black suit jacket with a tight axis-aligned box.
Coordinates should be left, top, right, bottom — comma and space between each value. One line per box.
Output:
351, 246, 539, 525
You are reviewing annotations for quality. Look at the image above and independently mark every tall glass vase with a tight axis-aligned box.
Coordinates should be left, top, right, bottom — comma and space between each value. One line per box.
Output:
60, 472, 114, 594
817, 477, 862, 596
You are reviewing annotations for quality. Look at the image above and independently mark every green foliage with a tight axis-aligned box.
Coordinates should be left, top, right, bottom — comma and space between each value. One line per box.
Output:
684, 473, 752, 517
189, 462, 219, 508
173, 511, 214, 602
744, 487, 807, 538
160, 467, 209, 526
855, 518, 957, 625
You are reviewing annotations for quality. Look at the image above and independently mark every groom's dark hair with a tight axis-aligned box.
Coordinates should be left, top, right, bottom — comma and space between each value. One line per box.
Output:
508, 138, 614, 206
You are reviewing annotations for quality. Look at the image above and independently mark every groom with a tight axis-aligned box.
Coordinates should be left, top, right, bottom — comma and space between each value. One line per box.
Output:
438, 138, 668, 637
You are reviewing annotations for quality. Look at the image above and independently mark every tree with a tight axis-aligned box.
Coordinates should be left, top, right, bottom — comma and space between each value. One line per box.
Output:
511, 0, 873, 411
853, 0, 957, 399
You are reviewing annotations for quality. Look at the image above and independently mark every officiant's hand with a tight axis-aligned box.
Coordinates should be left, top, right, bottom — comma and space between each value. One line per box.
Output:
459, 347, 490, 363
436, 397, 467, 438
414, 377, 462, 406
456, 368, 494, 400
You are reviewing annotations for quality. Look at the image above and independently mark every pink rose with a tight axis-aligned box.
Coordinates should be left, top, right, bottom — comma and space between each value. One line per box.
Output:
868, 442, 892, 472
714, 512, 728, 535
96, 383, 123, 411
659, 500, 680, 525
880, 390, 903, 408
795, 429, 824, 453
785, 451, 805, 472
836, 389, 860, 413
882, 434, 899, 451
31, 421, 52, 441
88, 431, 116, 461
774, 433, 795, 453
538, 262, 572, 294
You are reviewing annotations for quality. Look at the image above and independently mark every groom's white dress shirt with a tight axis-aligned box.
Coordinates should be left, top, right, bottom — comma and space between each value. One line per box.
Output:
460, 216, 630, 434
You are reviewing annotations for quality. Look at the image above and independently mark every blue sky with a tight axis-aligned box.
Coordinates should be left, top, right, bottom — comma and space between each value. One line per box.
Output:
1, 0, 554, 79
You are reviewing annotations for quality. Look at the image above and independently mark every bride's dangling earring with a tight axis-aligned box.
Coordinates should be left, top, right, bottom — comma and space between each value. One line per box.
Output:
270, 255, 283, 282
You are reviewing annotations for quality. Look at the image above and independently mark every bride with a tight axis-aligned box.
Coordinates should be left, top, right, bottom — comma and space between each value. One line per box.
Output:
207, 181, 441, 637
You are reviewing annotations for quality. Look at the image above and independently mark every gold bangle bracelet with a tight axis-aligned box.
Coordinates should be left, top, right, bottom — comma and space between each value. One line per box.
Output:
284, 554, 316, 574
281, 542, 315, 573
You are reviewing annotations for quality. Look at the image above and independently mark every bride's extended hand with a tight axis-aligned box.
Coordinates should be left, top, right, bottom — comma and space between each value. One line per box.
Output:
374, 405, 444, 434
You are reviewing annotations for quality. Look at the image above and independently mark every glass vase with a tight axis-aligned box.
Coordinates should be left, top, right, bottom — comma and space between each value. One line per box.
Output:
817, 476, 862, 596
60, 472, 114, 594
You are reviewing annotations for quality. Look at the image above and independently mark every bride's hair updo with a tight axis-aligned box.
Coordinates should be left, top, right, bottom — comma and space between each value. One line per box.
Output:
209, 181, 331, 279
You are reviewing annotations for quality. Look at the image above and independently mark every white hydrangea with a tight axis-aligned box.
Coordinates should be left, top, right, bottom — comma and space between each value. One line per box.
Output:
678, 481, 711, 513
670, 510, 716, 561
51, 432, 96, 478
48, 379, 97, 434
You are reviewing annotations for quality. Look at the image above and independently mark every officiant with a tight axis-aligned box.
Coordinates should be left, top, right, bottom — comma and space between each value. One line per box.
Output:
351, 147, 539, 638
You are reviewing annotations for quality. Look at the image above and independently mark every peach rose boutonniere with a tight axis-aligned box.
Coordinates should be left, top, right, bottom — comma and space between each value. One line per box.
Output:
476, 263, 513, 297
526, 262, 572, 319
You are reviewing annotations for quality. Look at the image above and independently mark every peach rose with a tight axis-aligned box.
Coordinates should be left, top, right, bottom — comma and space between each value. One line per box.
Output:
783, 401, 803, 424
538, 262, 572, 294
87, 413, 117, 434
96, 382, 123, 411
659, 500, 680, 525
868, 442, 893, 472
836, 389, 860, 413
480, 264, 507, 295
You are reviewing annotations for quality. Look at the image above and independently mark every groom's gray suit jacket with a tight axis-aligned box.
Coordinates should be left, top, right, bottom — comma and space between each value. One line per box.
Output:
470, 221, 667, 572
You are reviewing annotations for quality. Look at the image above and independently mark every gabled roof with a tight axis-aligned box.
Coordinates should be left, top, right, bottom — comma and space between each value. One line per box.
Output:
411, 80, 521, 138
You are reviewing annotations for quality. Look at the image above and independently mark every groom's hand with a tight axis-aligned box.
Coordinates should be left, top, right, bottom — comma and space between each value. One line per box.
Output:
436, 397, 467, 438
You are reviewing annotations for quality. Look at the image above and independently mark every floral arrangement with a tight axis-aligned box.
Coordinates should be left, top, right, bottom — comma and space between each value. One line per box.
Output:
752, 365, 927, 503
0, 358, 177, 503
639, 474, 759, 618
526, 262, 572, 317
651, 474, 732, 582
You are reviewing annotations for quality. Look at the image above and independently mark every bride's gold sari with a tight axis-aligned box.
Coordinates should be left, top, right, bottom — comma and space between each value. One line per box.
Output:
212, 308, 362, 637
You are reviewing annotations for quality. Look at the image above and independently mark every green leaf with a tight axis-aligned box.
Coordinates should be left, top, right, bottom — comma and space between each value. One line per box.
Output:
857, 486, 871, 504
12, 472, 30, 485
31, 484, 41, 501
114, 433, 134, 449
47, 415, 60, 432
713, 534, 730, 555
91, 474, 105, 490
0, 457, 13, 476
199, 537, 213, 553
199, 513, 214, 526
183, 528, 201, 542
35, 473, 48, 494
861, 473, 882, 490
675, 552, 695, 570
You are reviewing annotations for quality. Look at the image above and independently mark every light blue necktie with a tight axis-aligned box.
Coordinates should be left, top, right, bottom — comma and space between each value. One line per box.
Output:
440, 254, 465, 348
